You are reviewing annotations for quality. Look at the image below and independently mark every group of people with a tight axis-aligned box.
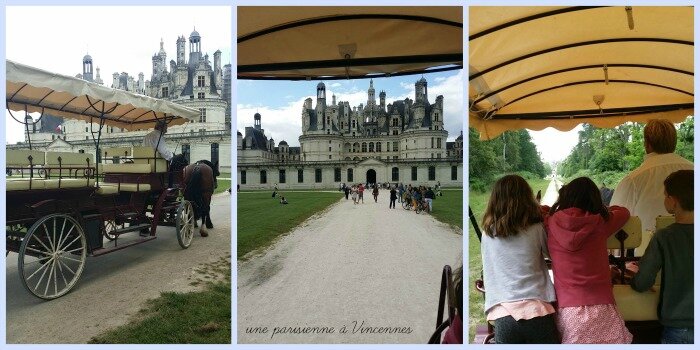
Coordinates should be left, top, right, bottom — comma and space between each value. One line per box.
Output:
342, 182, 440, 212
271, 184, 288, 204
481, 119, 694, 344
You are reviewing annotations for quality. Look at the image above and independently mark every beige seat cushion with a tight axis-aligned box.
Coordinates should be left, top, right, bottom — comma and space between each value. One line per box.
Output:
613, 284, 660, 321
607, 216, 642, 250
101, 163, 153, 174
132, 146, 168, 173
6, 179, 45, 191
43, 178, 96, 189
100, 182, 151, 192
95, 185, 119, 195
7, 149, 45, 166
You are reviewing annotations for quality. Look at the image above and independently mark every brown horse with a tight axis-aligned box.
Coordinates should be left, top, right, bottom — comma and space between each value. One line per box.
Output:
181, 159, 219, 237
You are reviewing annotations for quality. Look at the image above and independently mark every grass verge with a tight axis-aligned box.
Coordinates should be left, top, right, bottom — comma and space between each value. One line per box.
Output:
237, 190, 343, 259
468, 177, 550, 342
429, 188, 463, 229
89, 256, 231, 344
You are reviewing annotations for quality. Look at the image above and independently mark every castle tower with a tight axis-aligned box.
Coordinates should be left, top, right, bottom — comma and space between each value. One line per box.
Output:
316, 82, 326, 107
254, 112, 262, 130
332, 93, 336, 106
176, 35, 186, 65
379, 90, 386, 111
112, 72, 119, 89
94, 67, 103, 85
367, 79, 376, 106
190, 28, 201, 53
214, 50, 222, 84
82, 54, 93, 82
138, 73, 145, 95
415, 76, 428, 101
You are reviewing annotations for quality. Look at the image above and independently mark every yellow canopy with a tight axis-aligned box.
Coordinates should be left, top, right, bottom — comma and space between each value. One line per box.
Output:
469, 6, 694, 140
238, 6, 463, 80
6, 60, 200, 131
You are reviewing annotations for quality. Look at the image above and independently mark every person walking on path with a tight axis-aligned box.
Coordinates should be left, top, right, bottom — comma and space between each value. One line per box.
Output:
398, 184, 404, 204
425, 187, 435, 213
344, 185, 350, 200
358, 184, 365, 203
351, 185, 358, 204
389, 186, 397, 209
373, 185, 379, 203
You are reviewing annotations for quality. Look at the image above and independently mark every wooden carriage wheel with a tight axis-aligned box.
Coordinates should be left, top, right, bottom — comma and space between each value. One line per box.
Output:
176, 200, 195, 249
18, 214, 87, 300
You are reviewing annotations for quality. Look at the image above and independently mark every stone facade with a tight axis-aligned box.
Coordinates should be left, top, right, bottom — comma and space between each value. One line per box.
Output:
237, 79, 463, 189
17, 29, 232, 172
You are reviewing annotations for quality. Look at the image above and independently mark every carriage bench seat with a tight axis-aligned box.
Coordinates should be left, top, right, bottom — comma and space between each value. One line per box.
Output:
607, 216, 661, 321
6, 178, 45, 191
7, 178, 95, 191
95, 182, 152, 195
100, 163, 156, 174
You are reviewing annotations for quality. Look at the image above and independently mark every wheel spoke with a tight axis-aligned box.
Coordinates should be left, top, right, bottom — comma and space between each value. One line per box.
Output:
44, 259, 55, 296
24, 246, 51, 256
29, 234, 53, 255
56, 224, 76, 251
59, 234, 81, 252
42, 222, 55, 252
52, 259, 58, 295
33, 258, 52, 290
63, 247, 85, 254
56, 256, 69, 286
55, 216, 68, 253
23, 256, 51, 265
57, 258, 77, 276
59, 255, 84, 263
25, 258, 51, 281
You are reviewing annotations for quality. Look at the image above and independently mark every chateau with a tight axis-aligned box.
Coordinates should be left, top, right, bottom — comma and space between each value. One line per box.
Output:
237, 79, 463, 189
11, 29, 232, 172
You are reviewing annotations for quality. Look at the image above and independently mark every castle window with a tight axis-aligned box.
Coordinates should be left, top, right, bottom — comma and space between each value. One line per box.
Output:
260, 170, 267, 184
376, 143, 382, 152
197, 76, 205, 87
392, 167, 399, 182
347, 168, 353, 182
315, 169, 322, 183
329, 155, 332, 160
279, 169, 286, 184
431, 138, 435, 148
411, 167, 418, 181
328, 146, 332, 152
392, 142, 398, 152
241, 170, 247, 184
437, 138, 442, 148
369, 143, 374, 152
393, 130, 398, 135
434, 112, 439, 121
334, 168, 341, 182
198, 92, 205, 99
199, 108, 207, 123
437, 153, 441, 159
429, 166, 436, 181
361, 142, 367, 152
298, 169, 304, 183
452, 166, 457, 180
182, 144, 191, 163
162, 87, 169, 97
211, 143, 219, 164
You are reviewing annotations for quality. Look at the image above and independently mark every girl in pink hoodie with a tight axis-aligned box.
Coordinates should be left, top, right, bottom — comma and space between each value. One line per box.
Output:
545, 177, 632, 343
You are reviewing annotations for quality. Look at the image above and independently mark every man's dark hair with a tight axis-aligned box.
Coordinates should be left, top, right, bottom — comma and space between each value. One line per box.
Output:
664, 170, 694, 211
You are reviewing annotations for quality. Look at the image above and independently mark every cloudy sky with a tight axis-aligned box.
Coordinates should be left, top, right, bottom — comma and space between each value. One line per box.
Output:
5, 6, 231, 144
530, 127, 582, 164
236, 70, 464, 147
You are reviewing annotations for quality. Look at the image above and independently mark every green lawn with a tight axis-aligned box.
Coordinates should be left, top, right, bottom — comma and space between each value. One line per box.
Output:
90, 256, 231, 344
430, 188, 463, 229
237, 191, 343, 259
468, 176, 551, 342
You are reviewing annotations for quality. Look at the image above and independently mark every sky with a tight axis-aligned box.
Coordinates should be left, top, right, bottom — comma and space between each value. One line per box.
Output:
236, 70, 464, 147
5, 6, 231, 144
529, 126, 582, 164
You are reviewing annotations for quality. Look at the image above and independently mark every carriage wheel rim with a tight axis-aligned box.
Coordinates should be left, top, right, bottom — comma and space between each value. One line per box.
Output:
18, 214, 87, 300
177, 201, 195, 248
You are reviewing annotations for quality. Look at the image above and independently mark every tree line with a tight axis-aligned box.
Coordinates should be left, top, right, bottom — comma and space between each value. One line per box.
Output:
469, 128, 548, 192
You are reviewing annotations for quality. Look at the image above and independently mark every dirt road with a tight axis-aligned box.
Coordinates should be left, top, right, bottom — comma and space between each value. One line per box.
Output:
237, 191, 462, 344
6, 194, 231, 344
541, 177, 563, 206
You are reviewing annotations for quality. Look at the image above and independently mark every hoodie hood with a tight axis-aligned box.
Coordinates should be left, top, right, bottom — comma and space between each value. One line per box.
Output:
548, 207, 605, 252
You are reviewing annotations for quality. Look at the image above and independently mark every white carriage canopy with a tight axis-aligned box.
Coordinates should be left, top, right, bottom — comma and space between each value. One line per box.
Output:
469, 6, 694, 140
238, 6, 463, 80
6, 60, 200, 131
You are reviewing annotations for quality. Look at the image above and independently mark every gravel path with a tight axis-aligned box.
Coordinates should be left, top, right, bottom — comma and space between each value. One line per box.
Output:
541, 178, 563, 206
237, 190, 462, 344
6, 194, 231, 344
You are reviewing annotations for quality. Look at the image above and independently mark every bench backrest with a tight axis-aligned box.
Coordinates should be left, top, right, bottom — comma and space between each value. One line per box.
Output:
102, 147, 132, 164
45, 152, 95, 178
6, 149, 45, 166
132, 146, 168, 173
655, 215, 675, 231
606, 216, 642, 250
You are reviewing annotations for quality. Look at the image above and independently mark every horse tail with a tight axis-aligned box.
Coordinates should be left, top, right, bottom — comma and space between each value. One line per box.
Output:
186, 165, 205, 218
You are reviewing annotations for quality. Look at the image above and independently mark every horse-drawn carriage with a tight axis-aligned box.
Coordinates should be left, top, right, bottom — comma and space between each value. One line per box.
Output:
469, 6, 693, 343
5, 60, 205, 299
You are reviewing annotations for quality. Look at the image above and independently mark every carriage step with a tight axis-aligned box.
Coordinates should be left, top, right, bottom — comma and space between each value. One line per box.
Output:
107, 223, 151, 237
117, 212, 139, 219
90, 236, 156, 256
